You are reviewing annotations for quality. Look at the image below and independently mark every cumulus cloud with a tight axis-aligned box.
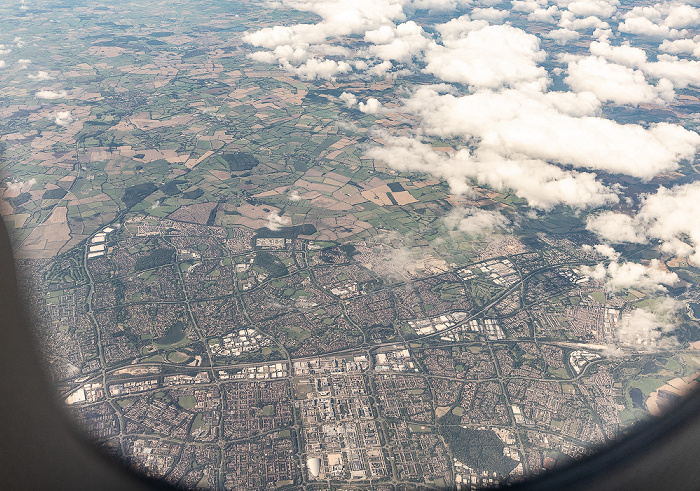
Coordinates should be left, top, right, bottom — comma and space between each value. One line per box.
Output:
0, 44, 11, 55
618, 2, 700, 38
423, 24, 548, 89
365, 21, 431, 62
243, 24, 323, 50
435, 15, 489, 40
5, 178, 36, 195
262, 0, 407, 40
411, 0, 473, 10
617, 298, 682, 349
28, 70, 53, 81
659, 36, 700, 58
0, 60, 5, 69
54, 111, 73, 126
583, 259, 679, 292
444, 207, 510, 235
619, 16, 682, 38
559, 12, 610, 31
664, 3, 700, 29
528, 6, 559, 23
589, 40, 648, 68
288, 190, 302, 201
512, 0, 545, 13
470, 7, 510, 23
283, 57, 351, 80
545, 28, 580, 44
565, 0, 619, 19
587, 181, 700, 264
643, 54, 700, 89
240, 0, 700, 225
359, 97, 382, 113
36, 90, 67, 100
339, 91, 358, 107
266, 212, 290, 231
586, 211, 646, 243
401, 86, 700, 179
593, 243, 620, 260
242, 0, 407, 76
563, 55, 674, 104
368, 60, 394, 76
367, 135, 618, 208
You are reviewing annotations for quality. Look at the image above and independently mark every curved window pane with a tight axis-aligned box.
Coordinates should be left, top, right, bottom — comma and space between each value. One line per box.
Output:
2, 0, 700, 488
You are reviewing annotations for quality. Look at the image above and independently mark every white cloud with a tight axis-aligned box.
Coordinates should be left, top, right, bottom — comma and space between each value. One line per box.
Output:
587, 181, 700, 264
423, 25, 548, 89
353, 59, 369, 70
365, 21, 431, 62
237, 0, 700, 229
365, 24, 397, 45
36, 90, 67, 100
411, 0, 473, 10
243, 0, 405, 49
283, 57, 351, 80
559, 12, 610, 31
368, 60, 394, 76
435, 15, 489, 40
619, 16, 682, 38
593, 244, 620, 260
401, 86, 700, 179
270, 0, 407, 38
367, 135, 618, 209
54, 111, 73, 126
6, 178, 36, 195
339, 91, 358, 107
528, 6, 560, 23
659, 36, 700, 58
243, 24, 322, 50
593, 27, 613, 41
0, 60, 5, 69
583, 259, 679, 292
563, 55, 673, 104
545, 28, 580, 44
266, 212, 290, 231
242, 0, 409, 74
616, 299, 682, 349
643, 54, 700, 89
617, 3, 699, 39
663, 3, 700, 29
586, 212, 647, 243
288, 190, 302, 201
638, 182, 700, 261
589, 40, 648, 68
565, 0, 618, 19
512, 0, 542, 13
359, 97, 382, 113
28, 70, 53, 81
470, 7, 510, 23
444, 207, 510, 235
